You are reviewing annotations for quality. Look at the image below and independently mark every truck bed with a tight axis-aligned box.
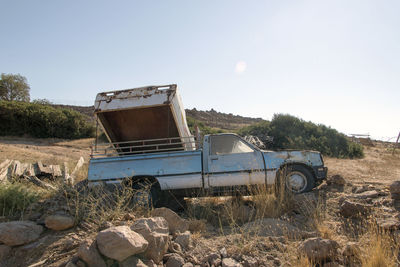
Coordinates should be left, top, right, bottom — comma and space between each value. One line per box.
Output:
88, 150, 202, 190
94, 84, 194, 153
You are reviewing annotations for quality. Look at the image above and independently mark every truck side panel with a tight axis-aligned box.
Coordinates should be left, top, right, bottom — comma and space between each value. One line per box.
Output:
88, 150, 202, 190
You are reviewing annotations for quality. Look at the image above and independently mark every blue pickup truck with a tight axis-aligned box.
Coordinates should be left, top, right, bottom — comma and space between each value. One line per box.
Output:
87, 85, 327, 207
88, 133, 327, 204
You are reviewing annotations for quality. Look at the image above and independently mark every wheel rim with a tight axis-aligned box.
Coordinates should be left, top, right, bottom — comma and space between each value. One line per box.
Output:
286, 171, 307, 193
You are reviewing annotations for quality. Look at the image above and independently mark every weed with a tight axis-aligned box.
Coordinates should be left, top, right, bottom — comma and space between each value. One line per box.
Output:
60, 181, 151, 229
0, 182, 40, 218
360, 221, 398, 267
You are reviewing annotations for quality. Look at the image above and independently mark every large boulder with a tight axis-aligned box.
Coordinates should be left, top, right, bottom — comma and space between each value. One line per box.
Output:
130, 217, 169, 263
298, 237, 339, 262
77, 239, 106, 267
96, 226, 148, 261
340, 200, 372, 218
45, 214, 75, 231
0, 221, 43, 246
151, 208, 189, 234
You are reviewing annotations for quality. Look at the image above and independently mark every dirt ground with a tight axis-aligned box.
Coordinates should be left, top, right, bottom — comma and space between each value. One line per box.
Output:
325, 141, 400, 186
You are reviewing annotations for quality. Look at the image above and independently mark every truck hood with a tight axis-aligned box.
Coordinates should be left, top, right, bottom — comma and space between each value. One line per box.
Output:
261, 150, 323, 170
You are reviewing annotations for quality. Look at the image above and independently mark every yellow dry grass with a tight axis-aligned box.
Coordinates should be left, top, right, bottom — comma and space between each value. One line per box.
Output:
325, 141, 400, 186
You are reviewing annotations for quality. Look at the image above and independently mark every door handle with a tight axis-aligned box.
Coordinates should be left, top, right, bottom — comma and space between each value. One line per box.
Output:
210, 156, 218, 161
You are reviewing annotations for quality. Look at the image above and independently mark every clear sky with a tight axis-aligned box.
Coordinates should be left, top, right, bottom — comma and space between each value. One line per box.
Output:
1, 1, 399, 140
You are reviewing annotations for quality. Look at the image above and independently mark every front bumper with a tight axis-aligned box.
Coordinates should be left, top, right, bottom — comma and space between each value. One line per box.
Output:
313, 166, 328, 180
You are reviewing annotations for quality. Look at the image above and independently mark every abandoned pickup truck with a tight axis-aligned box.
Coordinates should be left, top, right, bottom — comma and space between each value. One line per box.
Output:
88, 85, 327, 206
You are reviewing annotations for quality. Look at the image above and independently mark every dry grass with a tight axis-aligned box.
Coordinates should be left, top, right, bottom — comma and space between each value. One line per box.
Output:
59, 181, 151, 229
359, 220, 399, 267
325, 142, 400, 185
0, 137, 92, 166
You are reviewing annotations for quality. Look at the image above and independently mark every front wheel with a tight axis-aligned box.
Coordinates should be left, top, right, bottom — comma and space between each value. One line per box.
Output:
277, 165, 315, 194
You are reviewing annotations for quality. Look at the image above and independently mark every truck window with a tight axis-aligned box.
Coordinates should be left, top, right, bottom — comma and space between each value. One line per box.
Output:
210, 135, 254, 155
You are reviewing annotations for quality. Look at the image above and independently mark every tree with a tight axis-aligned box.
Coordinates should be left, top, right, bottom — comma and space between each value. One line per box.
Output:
0, 73, 30, 102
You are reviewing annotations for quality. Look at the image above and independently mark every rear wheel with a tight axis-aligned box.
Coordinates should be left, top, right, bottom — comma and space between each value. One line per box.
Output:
132, 178, 161, 208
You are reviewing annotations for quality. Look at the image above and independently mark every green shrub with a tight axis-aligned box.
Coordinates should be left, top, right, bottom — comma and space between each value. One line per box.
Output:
0, 183, 39, 217
239, 114, 363, 158
0, 101, 95, 139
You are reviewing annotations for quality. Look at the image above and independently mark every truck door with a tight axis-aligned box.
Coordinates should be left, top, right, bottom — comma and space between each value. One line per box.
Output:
206, 134, 265, 187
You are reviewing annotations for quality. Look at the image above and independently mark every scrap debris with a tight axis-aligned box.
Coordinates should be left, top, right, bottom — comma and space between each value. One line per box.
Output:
0, 158, 85, 188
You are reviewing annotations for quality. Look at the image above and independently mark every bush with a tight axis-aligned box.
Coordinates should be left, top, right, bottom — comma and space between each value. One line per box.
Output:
239, 114, 363, 158
0, 182, 39, 217
0, 101, 95, 139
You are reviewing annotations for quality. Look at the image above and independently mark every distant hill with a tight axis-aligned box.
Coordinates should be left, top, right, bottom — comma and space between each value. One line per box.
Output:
52, 105, 264, 130
185, 108, 264, 130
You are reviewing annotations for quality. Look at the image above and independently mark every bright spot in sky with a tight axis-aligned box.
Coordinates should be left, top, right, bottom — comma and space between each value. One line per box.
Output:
235, 61, 247, 74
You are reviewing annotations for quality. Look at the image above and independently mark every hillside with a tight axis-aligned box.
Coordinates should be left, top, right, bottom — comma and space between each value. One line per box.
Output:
52, 105, 264, 131
185, 108, 264, 130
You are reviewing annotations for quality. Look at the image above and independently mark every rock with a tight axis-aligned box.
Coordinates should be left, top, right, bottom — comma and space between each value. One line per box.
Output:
342, 242, 360, 257
66, 262, 78, 267
222, 258, 242, 267
183, 263, 194, 267
0, 245, 11, 261
298, 237, 339, 262
242, 256, 257, 267
390, 181, 400, 194
35, 161, 55, 177
175, 231, 191, 250
151, 207, 189, 234
169, 241, 183, 254
376, 218, 400, 230
0, 221, 43, 246
327, 175, 346, 186
354, 190, 379, 199
71, 157, 85, 179
0, 159, 12, 181
242, 218, 313, 239
77, 239, 106, 267
120, 256, 148, 267
353, 185, 368, 194
166, 254, 185, 267
45, 214, 75, 231
130, 217, 169, 263
390, 181, 400, 199
207, 253, 221, 266
96, 225, 148, 261
340, 200, 372, 218
220, 247, 228, 258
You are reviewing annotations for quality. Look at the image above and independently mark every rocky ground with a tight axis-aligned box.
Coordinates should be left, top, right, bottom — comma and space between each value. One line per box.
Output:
0, 138, 398, 267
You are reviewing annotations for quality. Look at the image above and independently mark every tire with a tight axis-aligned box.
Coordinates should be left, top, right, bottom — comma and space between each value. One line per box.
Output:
132, 178, 161, 208
277, 165, 315, 194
